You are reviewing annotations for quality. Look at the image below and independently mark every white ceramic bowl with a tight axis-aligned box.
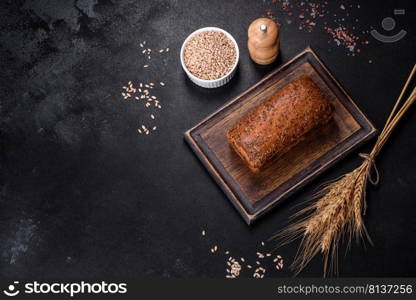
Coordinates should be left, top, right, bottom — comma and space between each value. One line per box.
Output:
180, 27, 239, 88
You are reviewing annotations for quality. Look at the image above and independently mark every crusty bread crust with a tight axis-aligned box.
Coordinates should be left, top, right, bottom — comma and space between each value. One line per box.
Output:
227, 76, 333, 172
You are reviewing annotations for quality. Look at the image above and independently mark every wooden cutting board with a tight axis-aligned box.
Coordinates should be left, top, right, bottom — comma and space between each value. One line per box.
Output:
184, 48, 377, 225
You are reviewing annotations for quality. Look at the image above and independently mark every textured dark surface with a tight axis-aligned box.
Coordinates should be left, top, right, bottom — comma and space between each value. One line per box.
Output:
0, 0, 415, 278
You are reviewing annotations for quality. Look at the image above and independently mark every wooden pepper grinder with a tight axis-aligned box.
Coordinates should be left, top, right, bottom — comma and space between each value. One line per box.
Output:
248, 18, 280, 65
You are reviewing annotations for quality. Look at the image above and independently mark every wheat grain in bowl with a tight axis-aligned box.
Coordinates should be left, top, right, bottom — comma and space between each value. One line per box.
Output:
183, 31, 237, 80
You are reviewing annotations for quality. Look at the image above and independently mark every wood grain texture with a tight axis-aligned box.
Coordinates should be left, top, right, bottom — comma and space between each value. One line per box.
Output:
184, 48, 377, 225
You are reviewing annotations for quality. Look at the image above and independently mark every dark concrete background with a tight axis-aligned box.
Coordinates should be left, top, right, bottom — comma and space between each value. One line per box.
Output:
0, 0, 415, 278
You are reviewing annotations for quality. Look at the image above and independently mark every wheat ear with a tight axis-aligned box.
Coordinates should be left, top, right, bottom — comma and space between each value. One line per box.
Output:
273, 64, 416, 276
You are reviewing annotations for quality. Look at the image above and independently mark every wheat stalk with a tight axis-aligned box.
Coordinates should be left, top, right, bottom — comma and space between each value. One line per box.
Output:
274, 65, 416, 276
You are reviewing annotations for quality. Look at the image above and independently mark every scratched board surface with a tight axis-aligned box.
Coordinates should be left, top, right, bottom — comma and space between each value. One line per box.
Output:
185, 49, 376, 224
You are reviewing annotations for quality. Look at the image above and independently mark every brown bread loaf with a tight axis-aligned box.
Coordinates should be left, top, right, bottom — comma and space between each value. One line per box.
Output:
227, 76, 333, 172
